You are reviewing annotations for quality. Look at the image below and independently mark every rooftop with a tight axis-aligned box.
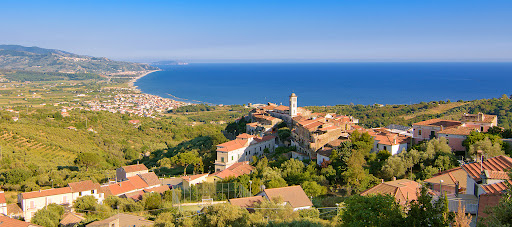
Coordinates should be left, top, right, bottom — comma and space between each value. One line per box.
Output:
361, 179, 421, 205
260, 185, 312, 209
462, 155, 512, 181
121, 164, 148, 173
413, 118, 462, 128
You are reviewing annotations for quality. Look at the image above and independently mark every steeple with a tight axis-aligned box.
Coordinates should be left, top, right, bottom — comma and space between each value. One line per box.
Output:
289, 93, 297, 117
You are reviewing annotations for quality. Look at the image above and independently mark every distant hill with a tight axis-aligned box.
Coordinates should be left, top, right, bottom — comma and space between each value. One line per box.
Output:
0, 45, 158, 76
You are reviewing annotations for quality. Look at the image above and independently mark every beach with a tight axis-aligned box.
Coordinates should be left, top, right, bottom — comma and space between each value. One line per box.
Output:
127, 69, 161, 90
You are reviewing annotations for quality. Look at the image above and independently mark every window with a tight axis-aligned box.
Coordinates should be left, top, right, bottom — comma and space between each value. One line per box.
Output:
30, 201, 35, 208
419, 130, 422, 135
231, 156, 233, 160
63, 196, 67, 203
221, 157, 224, 162
260, 147, 262, 151
91, 190, 95, 194
79, 192, 82, 196
481, 126, 484, 131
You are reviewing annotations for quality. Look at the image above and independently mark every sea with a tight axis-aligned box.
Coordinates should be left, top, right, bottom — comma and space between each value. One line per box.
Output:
134, 62, 512, 106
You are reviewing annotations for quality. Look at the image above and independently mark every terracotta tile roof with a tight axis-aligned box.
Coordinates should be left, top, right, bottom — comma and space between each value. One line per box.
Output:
481, 180, 511, 194
0, 216, 41, 227
274, 105, 289, 111
60, 213, 85, 226
68, 180, 100, 193
86, 213, 154, 227
438, 126, 476, 136
229, 196, 265, 208
0, 192, 5, 204
124, 190, 144, 201
127, 176, 149, 189
212, 162, 255, 179
21, 187, 72, 200
373, 131, 410, 146
138, 172, 161, 187
181, 173, 208, 182
236, 133, 255, 139
7, 203, 22, 216
246, 122, 258, 127
108, 181, 137, 196
478, 193, 503, 221
462, 155, 512, 181
485, 170, 510, 180
261, 185, 312, 209
144, 185, 170, 194
361, 179, 421, 205
217, 139, 249, 152
413, 119, 462, 128
424, 167, 468, 189
122, 164, 148, 173
254, 135, 276, 143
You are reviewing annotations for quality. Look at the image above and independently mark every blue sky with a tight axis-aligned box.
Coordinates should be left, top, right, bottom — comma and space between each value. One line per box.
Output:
1, 0, 511, 62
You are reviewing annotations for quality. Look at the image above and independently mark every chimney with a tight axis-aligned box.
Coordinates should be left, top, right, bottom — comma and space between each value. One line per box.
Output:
440, 125, 444, 131
381, 179, 384, 183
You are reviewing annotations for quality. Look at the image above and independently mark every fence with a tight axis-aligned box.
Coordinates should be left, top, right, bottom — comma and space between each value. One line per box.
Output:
170, 182, 252, 206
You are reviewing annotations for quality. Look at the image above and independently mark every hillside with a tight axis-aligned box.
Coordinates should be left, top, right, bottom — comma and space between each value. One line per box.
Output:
0, 45, 158, 76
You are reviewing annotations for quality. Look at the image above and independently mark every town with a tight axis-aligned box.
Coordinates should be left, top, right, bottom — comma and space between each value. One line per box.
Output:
1, 92, 510, 226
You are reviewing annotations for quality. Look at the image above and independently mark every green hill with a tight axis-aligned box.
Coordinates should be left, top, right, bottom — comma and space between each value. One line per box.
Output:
0, 45, 158, 76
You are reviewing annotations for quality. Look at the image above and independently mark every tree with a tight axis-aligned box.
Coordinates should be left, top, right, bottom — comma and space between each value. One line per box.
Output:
143, 192, 163, 210
73, 195, 98, 212
31, 204, 65, 227
170, 151, 203, 175
200, 203, 250, 227
405, 187, 450, 227
277, 127, 291, 142
341, 194, 405, 226
452, 201, 471, 227
74, 152, 101, 171
469, 137, 504, 159
281, 158, 306, 185
301, 181, 327, 197
342, 151, 379, 194
3, 168, 32, 184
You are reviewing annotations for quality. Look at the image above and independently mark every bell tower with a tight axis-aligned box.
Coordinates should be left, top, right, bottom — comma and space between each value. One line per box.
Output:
289, 93, 297, 117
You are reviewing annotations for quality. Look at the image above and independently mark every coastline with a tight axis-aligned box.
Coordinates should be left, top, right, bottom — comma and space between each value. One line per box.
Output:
128, 69, 161, 90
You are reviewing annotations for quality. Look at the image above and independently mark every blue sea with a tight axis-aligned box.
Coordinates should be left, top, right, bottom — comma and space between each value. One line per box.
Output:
134, 63, 512, 106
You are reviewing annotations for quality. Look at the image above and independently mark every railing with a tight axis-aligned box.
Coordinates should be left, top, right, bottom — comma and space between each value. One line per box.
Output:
447, 199, 479, 214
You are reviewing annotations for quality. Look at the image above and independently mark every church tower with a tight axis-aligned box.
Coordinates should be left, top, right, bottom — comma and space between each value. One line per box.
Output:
289, 93, 297, 117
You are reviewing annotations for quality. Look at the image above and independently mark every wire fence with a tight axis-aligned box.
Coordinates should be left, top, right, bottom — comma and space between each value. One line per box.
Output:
170, 182, 252, 205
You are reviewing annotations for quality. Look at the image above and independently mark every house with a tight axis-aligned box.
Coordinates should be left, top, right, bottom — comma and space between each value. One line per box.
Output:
85, 213, 154, 227
7, 203, 23, 219
424, 167, 468, 194
361, 179, 422, 205
209, 162, 255, 182
19, 187, 73, 221
437, 127, 477, 152
60, 213, 85, 227
181, 173, 209, 190
0, 215, 41, 227
68, 180, 104, 203
0, 191, 6, 216
316, 147, 333, 166
256, 185, 313, 211
461, 155, 512, 197
116, 163, 149, 182
229, 196, 265, 212
214, 133, 275, 172
461, 113, 498, 132
412, 119, 462, 143
370, 128, 410, 155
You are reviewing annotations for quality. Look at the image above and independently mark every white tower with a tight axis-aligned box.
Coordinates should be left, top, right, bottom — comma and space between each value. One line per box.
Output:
289, 93, 297, 117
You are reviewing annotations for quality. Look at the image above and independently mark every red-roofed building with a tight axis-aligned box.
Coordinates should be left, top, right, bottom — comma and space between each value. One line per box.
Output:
127, 175, 150, 190
0, 191, 6, 216
0, 215, 41, 227
370, 128, 411, 155
462, 155, 512, 197
413, 119, 462, 143
214, 133, 276, 172
68, 180, 104, 204
116, 164, 149, 182
361, 179, 422, 205
256, 185, 312, 210
181, 173, 209, 190
19, 187, 73, 221
210, 162, 255, 181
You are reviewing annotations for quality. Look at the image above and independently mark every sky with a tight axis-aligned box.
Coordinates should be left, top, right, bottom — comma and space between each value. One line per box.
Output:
1, 0, 511, 62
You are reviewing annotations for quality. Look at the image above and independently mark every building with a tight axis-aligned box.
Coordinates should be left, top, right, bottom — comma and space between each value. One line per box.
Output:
256, 185, 313, 211
461, 113, 498, 132
361, 179, 422, 205
0, 191, 6, 216
19, 187, 73, 221
86, 213, 154, 227
424, 167, 468, 195
0, 215, 41, 227
437, 126, 476, 152
371, 128, 411, 155
209, 162, 255, 182
68, 180, 104, 203
412, 119, 462, 143
116, 163, 149, 182
60, 213, 85, 227
101, 171, 162, 198
461, 155, 512, 197
229, 196, 266, 212
214, 133, 276, 171
181, 173, 209, 190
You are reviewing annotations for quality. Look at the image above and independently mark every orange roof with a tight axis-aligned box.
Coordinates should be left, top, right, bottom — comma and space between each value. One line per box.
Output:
274, 105, 289, 111
438, 126, 476, 136
236, 133, 255, 139
481, 180, 512, 194
373, 131, 410, 146
144, 185, 170, 194
127, 175, 149, 189
68, 180, 100, 193
229, 196, 265, 208
21, 187, 72, 199
212, 162, 255, 179
59, 213, 85, 226
138, 172, 161, 187
122, 164, 148, 173
0, 216, 41, 227
413, 119, 462, 128
261, 185, 312, 209
462, 155, 512, 181
361, 179, 421, 205
424, 167, 468, 189
181, 173, 208, 182
108, 181, 137, 196
254, 135, 276, 143
0, 192, 5, 204
217, 139, 249, 152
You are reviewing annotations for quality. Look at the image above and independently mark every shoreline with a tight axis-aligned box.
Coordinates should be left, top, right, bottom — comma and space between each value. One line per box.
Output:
127, 69, 161, 90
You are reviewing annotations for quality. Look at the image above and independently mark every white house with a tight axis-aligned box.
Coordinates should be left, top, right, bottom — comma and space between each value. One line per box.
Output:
19, 187, 73, 221
116, 163, 149, 182
214, 133, 276, 172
